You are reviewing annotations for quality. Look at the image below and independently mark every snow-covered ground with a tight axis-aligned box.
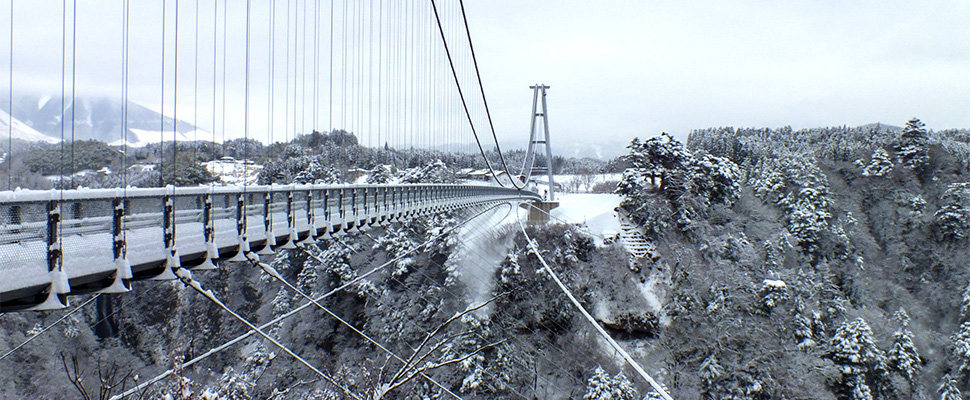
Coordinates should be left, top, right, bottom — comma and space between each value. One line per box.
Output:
110, 128, 213, 148
204, 158, 263, 186
549, 193, 622, 245
554, 173, 622, 193
450, 203, 519, 313
0, 110, 60, 143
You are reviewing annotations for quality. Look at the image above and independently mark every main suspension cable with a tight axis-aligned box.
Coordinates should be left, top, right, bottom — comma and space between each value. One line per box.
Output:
428, 0, 506, 188
515, 215, 673, 399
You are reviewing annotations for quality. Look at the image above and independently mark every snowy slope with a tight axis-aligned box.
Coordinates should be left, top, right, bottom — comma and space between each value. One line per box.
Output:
109, 128, 199, 148
0, 109, 60, 143
550, 193, 622, 245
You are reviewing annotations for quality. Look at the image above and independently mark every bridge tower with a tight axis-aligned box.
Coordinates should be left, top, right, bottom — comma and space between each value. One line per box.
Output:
521, 84, 559, 223
522, 84, 556, 201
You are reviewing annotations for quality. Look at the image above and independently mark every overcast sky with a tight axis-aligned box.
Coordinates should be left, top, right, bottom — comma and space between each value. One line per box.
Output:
1, 0, 969, 149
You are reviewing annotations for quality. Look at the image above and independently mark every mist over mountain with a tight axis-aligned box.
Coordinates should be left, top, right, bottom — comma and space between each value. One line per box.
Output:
2, 94, 201, 144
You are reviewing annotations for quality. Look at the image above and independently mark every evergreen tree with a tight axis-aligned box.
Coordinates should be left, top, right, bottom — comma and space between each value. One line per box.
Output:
828, 318, 889, 398
861, 148, 894, 177
366, 164, 394, 184
893, 118, 930, 173
582, 366, 638, 400
950, 322, 970, 378
935, 183, 970, 242
886, 309, 921, 384
962, 281, 970, 323
938, 373, 963, 400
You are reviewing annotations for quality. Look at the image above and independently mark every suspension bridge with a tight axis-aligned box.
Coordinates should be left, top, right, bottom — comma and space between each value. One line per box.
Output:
0, 1, 672, 398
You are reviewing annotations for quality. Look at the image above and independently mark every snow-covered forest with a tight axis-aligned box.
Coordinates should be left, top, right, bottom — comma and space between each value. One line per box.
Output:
2, 119, 970, 400
617, 119, 970, 398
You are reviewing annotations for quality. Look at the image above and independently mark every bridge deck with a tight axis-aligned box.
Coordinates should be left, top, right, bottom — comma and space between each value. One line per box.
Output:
0, 184, 540, 312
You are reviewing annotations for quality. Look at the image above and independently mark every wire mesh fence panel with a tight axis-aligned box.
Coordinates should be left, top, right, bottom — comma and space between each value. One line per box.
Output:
173, 194, 207, 257
211, 193, 238, 248
0, 201, 49, 292
291, 190, 310, 233
124, 196, 165, 267
60, 198, 115, 281
243, 192, 266, 243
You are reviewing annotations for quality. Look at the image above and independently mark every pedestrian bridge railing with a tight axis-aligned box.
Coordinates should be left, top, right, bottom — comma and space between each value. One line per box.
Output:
0, 184, 540, 312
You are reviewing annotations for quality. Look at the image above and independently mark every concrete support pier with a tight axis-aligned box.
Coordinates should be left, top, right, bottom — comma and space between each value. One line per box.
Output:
522, 201, 560, 224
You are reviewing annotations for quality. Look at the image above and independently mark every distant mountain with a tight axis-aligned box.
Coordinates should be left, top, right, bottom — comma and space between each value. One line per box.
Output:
6, 94, 206, 144
0, 109, 60, 143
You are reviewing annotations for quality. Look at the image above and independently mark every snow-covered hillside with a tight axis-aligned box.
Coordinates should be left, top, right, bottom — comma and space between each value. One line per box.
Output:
109, 128, 208, 148
0, 110, 60, 143
7, 94, 206, 143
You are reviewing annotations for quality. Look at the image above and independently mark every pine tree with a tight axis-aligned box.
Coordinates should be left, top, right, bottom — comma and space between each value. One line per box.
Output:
886, 309, 921, 384
828, 318, 889, 397
366, 164, 394, 184
935, 183, 970, 242
893, 118, 929, 173
951, 322, 970, 377
938, 373, 963, 400
861, 148, 893, 177
583, 366, 638, 400
962, 281, 970, 323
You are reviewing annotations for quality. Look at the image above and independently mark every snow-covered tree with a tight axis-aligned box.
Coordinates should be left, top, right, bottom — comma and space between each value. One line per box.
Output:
893, 118, 930, 173
366, 164, 394, 184
951, 322, 970, 378
828, 318, 889, 398
861, 148, 894, 177
939, 373, 963, 400
617, 134, 741, 232
962, 281, 970, 323
935, 183, 970, 242
399, 159, 455, 183
582, 366, 638, 400
293, 159, 342, 184
886, 309, 921, 384
759, 278, 789, 312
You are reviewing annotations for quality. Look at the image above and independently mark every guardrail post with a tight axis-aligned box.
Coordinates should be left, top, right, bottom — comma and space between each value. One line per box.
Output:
103, 197, 133, 292
306, 190, 318, 241
228, 193, 249, 261
258, 191, 276, 255
35, 199, 69, 310
281, 190, 297, 249
155, 193, 179, 280
195, 193, 219, 270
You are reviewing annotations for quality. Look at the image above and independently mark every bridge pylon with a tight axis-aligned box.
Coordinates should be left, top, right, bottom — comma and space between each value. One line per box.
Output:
520, 84, 559, 223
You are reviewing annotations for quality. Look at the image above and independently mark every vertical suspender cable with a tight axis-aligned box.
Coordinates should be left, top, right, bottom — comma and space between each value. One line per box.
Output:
244, 0, 250, 184
171, 0, 179, 182
159, 0, 166, 187
368, 0, 373, 148
268, 0, 275, 144
284, 0, 290, 142
193, 0, 198, 148
428, 0, 506, 188
70, 0, 76, 188
221, 0, 226, 155
6, 0, 11, 190
211, 0, 217, 153
328, 0, 333, 133
122, 0, 129, 190
313, 0, 319, 132
377, 0, 382, 151
457, 0, 518, 188
60, 0, 66, 191
341, 0, 346, 131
